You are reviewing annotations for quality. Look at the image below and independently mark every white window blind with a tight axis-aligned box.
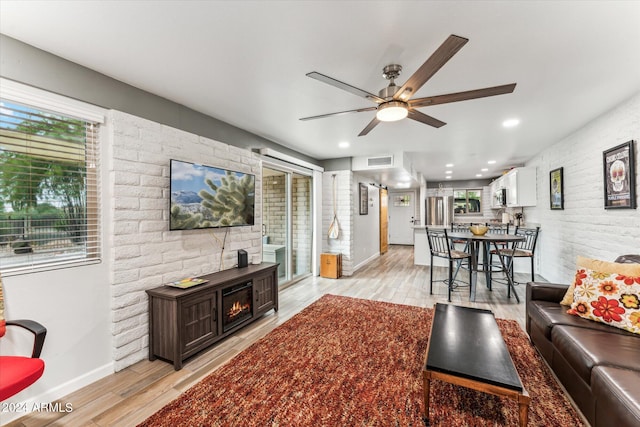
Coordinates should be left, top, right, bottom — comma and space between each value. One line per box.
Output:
0, 98, 101, 274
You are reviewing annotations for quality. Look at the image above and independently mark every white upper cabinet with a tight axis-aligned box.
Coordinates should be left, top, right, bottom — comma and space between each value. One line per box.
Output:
490, 176, 506, 208
504, 167, 537, 207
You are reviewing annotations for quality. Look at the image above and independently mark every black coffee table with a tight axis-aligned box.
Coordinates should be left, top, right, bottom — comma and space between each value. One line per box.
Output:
422, 303, 530, 426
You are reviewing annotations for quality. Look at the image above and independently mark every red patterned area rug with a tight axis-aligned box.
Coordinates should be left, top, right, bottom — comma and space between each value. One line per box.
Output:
138, 294, 584, 426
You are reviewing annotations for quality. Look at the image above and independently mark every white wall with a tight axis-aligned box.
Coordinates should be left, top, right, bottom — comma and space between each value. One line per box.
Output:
352, 176, 380, 271
524, 92, 640, 284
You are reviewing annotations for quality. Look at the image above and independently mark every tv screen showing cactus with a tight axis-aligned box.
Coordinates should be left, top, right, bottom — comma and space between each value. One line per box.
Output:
169, 159, 255, 230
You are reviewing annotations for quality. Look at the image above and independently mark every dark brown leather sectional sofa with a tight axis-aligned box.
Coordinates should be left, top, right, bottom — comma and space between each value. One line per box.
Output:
526, 274, 640, 427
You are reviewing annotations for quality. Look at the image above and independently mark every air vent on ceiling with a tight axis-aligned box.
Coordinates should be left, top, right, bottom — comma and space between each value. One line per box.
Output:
367, 155, 393, 167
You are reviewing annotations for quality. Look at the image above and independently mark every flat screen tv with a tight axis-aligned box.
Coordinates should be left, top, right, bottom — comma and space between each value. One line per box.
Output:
169, 159, 255, 230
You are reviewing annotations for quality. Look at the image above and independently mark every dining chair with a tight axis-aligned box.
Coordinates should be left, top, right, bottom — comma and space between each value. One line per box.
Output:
489, 226, 541, 288
449, 222, 472, 271
484, 223, 510, 289
0, 275, 47, 401
450, 222, 472, 234
426, 227, 472, 302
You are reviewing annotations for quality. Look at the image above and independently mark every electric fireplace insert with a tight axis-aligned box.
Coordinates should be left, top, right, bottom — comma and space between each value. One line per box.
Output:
222, 281, 253, 332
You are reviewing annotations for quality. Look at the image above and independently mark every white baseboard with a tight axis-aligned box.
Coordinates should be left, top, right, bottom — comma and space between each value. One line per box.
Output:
353, 252, 380, 272
1, 362, 114, 424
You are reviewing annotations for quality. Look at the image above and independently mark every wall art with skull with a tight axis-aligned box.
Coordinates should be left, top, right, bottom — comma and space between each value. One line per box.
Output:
603, 140, 637, 209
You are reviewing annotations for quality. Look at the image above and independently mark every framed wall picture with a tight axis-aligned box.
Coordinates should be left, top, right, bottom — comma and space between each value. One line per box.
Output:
550, 167, 564, 210
603, 140, 636, 209
359, 183, 368, 215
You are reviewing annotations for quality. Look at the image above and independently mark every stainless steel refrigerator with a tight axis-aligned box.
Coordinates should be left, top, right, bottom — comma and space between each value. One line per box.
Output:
426, 196, 454, 227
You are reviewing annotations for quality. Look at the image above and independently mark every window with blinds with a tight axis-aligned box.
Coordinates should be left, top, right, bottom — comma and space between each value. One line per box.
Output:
0, 99, 100, 273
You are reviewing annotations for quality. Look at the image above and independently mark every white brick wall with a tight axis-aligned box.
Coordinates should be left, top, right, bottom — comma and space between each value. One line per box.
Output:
108, 110, 261, 371
263, 175, 286, 244
322, 170, 354, 275
524, 92, 640, 283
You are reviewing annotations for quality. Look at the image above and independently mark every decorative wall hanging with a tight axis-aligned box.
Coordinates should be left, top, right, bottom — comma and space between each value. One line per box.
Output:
328, 174, 340, 239
603, 140, 636, 209
550, 167, 564, 210
359, 183, 368, 215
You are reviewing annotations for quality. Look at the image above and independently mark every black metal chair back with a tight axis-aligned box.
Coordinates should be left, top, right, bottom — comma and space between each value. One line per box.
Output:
486, 223, 510, 234
450, 223, 471, 233
450, 223, 471, 247
426, 228, 453, 259
426, 227, 472, 302
513, 226, 540, 254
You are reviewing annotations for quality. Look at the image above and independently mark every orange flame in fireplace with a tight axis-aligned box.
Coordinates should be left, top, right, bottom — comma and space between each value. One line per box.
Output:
228, 300, 251, 319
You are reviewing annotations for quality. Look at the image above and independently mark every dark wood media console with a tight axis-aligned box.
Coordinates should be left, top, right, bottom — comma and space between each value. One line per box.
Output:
146, 263, 278, 370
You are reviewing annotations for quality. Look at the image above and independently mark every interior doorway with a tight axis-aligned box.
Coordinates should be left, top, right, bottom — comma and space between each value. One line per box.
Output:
388, 190, 416, 245
262, 166, 313, 286
379, 188, 388, 254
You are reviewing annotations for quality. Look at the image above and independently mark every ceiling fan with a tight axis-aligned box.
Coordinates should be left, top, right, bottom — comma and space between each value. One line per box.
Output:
300, 34, 516, 136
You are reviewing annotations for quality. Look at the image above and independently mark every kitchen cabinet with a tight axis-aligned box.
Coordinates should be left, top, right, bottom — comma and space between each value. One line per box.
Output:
490, 176, 506, 208
505, 167, 537, 207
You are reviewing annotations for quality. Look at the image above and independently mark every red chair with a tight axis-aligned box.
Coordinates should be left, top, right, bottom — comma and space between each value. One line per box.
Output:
0, 319, 47, 401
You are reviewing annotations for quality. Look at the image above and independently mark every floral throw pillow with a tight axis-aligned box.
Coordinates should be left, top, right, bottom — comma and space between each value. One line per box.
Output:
568, 256, 640, 335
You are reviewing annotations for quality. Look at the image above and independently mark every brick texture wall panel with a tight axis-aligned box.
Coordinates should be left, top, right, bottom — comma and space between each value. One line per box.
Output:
108, 111, 261, 370
322, 170, 354, 275
524, 93, 639, 284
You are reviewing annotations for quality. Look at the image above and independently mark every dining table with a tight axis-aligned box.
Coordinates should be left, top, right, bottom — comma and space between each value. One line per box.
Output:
447, 231, 526, 303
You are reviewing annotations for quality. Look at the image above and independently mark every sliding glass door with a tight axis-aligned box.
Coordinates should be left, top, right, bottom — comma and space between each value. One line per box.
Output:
262, 166, 312, 285
291, 172, 312, 280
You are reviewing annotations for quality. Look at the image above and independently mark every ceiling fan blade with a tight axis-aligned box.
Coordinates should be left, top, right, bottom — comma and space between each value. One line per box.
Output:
394, 35, 469, 101
409, 83, 517, 108
307, 72, 384, 103
407, 109, 446, 128
358, 117, 381, 136
299, 106, 377, 121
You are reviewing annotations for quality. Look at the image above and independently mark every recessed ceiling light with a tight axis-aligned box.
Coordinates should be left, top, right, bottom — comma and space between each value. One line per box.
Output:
481, 168, 488, 172
488, 160, 497, 164
503, 118, 520, 128
445, 176, 452, 180
338, 141, 350, 148
476, 174, 483, 177
445, 163, 454, 167
445, 170, 452, 174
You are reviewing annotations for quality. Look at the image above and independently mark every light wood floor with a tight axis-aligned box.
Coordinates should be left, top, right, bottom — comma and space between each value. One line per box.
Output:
6, 245, 541, 427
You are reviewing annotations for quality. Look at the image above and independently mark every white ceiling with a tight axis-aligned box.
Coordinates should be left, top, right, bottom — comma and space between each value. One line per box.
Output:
1, 1, 639, 187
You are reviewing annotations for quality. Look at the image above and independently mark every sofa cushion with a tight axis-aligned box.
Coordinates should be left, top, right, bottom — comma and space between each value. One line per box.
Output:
551, 325, 640, 385
592, 366, 640, 427
568, 258, 640, 335
528, 300, 634, 340
560, 264, 587, 305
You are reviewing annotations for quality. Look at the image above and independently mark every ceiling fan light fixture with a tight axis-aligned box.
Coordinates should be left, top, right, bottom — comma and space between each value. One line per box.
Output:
376, 101, 409, 122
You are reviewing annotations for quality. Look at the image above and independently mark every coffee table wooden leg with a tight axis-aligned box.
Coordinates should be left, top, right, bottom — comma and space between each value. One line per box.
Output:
423, 371, 431, 426
518, 393, 530, 426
